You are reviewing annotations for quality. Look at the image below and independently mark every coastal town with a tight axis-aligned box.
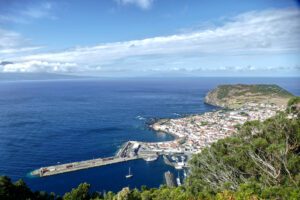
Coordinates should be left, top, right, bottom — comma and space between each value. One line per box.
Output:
146, 102, 286, 155
31, 101, 286, 177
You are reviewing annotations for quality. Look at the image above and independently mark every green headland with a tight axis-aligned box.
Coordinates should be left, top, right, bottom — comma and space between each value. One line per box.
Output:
204, 84, 294, 109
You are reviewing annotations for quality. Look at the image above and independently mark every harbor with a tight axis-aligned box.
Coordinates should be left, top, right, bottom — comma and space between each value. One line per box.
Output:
31, 102, 282, 178
31, 141, 188, 177
31, 141, 139, 177
31, 156, 140, 177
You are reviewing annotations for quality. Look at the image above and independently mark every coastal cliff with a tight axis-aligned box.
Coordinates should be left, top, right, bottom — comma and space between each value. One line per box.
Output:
204, 84, 293, 109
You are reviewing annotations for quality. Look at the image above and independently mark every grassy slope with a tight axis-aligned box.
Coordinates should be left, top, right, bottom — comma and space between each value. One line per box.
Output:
206, 84, 294, 108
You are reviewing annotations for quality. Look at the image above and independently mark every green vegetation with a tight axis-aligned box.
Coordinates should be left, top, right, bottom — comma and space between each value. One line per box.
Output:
186, 111, 300, 199
205, 84, 294, 109
217, 86, 231, 99
0, 176, 57, 200
288, 97, 300, 115
239, 111, 249, 116
200, 121, 209, 126
217, 84, 293, 99
1, 102, 299, 200
288, 96, 300, 106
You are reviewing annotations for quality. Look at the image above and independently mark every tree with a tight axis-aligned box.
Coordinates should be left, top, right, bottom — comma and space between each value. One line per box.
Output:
63, 183, 90, 200
0, 176, 15, 200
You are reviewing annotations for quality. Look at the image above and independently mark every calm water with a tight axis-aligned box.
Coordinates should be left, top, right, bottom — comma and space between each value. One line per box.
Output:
0, 77, 299, 195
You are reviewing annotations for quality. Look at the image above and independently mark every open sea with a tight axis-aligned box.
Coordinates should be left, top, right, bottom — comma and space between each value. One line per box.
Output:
0, 77, 299, 195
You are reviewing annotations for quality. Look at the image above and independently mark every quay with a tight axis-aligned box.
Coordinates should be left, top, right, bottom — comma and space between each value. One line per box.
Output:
31, 156, 140, 177
31, 140, 189, 177
31, 141, 143, 177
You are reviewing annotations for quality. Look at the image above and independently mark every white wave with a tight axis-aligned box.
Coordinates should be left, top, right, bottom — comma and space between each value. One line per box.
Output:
136, 115, 146, 120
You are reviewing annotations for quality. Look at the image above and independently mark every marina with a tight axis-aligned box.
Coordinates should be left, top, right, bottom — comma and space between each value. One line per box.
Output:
31, 141, 188, 177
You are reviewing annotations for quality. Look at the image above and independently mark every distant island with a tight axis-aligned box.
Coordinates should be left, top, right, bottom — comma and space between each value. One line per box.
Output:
205, 84, 294, 109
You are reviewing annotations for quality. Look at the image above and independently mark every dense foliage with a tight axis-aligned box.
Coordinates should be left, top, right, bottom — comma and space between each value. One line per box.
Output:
187, 111, 300, 199
288, 96, 300, 106
1, 101, 299, 200
0, 176, 57, 200
288, 97, 300, 115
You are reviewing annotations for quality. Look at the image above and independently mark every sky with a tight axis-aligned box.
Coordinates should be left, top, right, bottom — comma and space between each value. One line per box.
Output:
0, 0, 299, 77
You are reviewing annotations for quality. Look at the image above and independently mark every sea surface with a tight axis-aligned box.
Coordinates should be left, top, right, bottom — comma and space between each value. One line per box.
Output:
0, 77, 299, 195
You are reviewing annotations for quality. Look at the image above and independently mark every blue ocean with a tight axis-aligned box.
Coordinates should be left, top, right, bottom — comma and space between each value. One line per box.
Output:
0, 77, 299, 195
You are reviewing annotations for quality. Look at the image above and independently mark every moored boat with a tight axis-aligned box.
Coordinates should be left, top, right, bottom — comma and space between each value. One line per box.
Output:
125, 167, 133, 178
144, 156, 158, 162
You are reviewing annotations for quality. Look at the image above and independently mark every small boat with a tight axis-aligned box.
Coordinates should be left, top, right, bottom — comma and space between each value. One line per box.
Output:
144, 156, 158, 162
183, 170, 187, 177
175, 165, 183, 170
176, 172, 181, 186
181, 156, 185, 161
175, 161, 184, 169
125, 167, 133, 178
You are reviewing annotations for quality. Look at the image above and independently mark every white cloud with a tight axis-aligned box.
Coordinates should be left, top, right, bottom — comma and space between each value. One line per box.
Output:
1, 60, 78, 73
0, 28, 42, 57
115, 0, 154, 10
0, 2, 55, 24
0, 46, 43, 54
0, 29, 27, 49
2, 8, 300, 75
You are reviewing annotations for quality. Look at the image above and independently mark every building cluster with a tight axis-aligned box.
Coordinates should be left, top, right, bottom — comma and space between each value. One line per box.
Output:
147, 103, 285, 154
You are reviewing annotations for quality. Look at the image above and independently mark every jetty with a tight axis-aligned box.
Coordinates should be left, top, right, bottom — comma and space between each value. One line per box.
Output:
31, 141, 142, 177
31, 156, 139, 177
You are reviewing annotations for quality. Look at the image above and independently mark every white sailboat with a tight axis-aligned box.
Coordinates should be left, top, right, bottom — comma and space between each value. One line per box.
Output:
183, 170, 187, 178
176, 172, 181, 186
125, 167, 133, 178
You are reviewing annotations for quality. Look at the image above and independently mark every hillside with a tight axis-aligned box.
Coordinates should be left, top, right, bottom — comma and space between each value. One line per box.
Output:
204, 84, 294, 109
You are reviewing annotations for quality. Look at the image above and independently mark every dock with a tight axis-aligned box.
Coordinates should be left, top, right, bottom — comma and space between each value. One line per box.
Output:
30, 140, 189, 177
31, 141, 142, 177
31, 156, 140, 177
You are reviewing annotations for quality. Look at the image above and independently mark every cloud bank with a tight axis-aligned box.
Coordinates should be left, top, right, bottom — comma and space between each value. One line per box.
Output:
1, 8, 300, 75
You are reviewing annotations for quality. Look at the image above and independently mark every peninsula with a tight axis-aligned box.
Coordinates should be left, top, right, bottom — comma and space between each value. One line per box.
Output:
31, 84, 293, 177
204, 84, 293, 109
